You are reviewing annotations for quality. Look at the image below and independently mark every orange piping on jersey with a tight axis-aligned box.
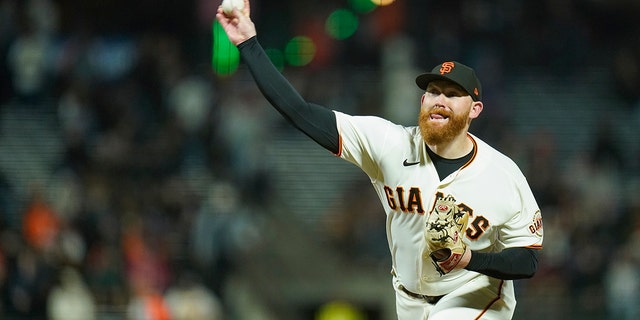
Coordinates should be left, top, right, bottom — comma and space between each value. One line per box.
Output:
527, 244, 543, 249
459, 133, 478, 171
335, 129, 343, 157
473, 279, 505, 320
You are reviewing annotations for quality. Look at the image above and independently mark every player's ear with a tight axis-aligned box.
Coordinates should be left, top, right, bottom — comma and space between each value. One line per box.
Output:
469, 101, 483, 119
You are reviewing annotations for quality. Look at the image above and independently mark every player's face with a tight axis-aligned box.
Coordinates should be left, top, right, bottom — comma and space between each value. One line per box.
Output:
419, 81, 475, 146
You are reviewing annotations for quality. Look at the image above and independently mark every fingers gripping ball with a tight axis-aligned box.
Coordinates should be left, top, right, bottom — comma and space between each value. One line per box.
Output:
425, 194, 469, 275
221, 0, 244, 15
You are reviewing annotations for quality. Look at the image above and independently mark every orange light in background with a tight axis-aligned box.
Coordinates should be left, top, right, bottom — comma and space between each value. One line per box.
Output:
371, 0, 395, 6
371, 0, 404, 39
299, 16, 335, 68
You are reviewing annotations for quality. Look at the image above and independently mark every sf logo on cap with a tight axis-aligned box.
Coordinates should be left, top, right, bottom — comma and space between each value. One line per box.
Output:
439, 62, 455, 74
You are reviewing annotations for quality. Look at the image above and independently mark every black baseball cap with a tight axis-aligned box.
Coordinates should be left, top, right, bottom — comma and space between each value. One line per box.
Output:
415, 61, 482, 101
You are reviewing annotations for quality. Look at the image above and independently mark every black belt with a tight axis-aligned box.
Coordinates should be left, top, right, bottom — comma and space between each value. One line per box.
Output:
399, 285, 444, 304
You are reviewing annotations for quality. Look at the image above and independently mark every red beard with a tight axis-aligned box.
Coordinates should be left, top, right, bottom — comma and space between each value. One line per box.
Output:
419, 107, 470, 146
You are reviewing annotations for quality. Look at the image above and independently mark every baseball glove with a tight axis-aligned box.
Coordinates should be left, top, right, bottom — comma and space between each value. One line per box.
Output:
424, 194, 469, 275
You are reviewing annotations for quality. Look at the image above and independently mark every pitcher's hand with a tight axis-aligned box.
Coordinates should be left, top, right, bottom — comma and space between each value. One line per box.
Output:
215, 0, 256, 46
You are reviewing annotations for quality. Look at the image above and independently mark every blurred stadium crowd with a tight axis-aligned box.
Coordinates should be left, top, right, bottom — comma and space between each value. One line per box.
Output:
0, 0, 639, 319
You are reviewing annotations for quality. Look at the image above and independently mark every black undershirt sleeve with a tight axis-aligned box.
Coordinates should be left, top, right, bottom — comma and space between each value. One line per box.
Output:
238, 37, 340, 154
465, 247, 539, 280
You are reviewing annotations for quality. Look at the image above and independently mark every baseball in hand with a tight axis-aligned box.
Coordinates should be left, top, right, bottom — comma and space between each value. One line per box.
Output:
221, 0, 244, 15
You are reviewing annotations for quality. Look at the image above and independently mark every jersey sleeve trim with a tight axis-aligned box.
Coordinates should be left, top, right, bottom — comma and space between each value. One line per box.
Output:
334, 114, 343, 157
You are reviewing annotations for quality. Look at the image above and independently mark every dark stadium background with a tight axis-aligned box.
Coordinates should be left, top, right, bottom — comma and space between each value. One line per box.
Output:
1, 0, 639, 319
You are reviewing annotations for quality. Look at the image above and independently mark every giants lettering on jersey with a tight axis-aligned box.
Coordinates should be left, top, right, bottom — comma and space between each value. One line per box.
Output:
384, 186, 425, 214
529, 210, 543, 236
384, 187, 490, 239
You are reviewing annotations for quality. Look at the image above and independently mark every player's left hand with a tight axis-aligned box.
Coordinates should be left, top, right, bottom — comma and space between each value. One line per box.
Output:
424, 194, 469, 275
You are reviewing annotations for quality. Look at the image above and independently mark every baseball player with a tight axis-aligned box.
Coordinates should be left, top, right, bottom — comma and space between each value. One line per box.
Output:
216, 1, 543, 319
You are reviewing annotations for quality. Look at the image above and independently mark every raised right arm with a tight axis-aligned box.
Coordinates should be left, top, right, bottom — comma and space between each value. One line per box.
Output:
238, 37, 339, 153
216, 1, 339, 153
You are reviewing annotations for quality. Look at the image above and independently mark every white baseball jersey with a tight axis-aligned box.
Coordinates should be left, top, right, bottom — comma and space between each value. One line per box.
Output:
334, 111, 544, 297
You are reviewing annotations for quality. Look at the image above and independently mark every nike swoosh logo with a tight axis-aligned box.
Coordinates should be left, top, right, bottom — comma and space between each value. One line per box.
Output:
403, 159, 420, 167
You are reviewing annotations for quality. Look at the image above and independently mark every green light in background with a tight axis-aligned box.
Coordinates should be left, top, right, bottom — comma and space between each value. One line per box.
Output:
348, 0, 377, 14
325, 9, 359, 40
265, 48, 285, 71
285, 36, 316, 67
212, 21, 240, 75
